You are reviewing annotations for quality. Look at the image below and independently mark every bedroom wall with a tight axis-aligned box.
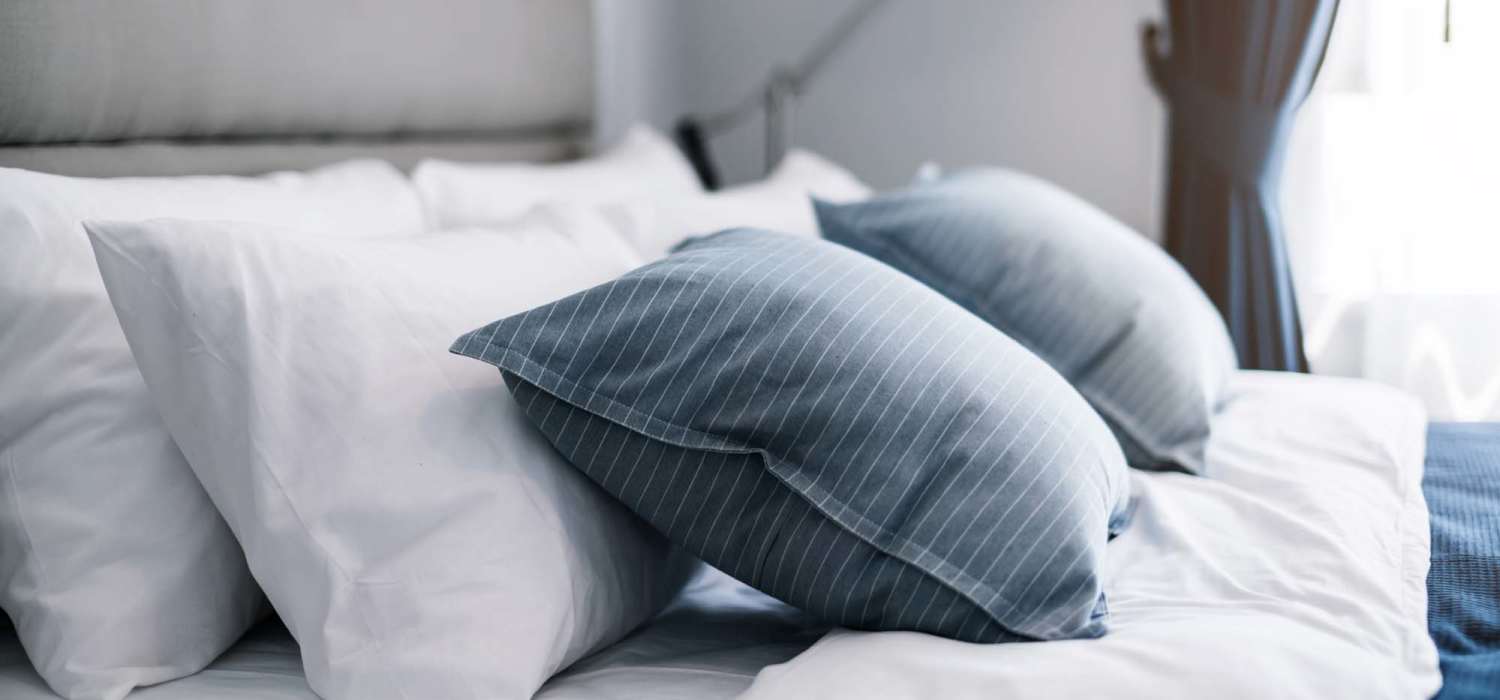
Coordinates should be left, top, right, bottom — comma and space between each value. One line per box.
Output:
592, 0, 685, 146
595, 0, 1168, 240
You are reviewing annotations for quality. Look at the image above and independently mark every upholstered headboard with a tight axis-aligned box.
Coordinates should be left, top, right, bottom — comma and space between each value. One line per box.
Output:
0, 0, 595, 176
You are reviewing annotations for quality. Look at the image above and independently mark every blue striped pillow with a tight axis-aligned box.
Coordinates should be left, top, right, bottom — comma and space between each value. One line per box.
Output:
817, 169, 1237, 473
452, 229, 1130, 642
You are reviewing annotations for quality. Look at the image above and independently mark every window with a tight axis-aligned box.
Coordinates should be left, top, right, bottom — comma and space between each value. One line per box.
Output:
1284, 0, 1500, 419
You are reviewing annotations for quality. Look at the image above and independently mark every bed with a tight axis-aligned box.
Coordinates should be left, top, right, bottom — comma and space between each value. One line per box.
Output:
0, 372, 1453, 699
0, 2, 1489, 699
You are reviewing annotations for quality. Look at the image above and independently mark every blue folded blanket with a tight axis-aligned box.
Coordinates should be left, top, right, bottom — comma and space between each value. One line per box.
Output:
1424, 422, 1500, 699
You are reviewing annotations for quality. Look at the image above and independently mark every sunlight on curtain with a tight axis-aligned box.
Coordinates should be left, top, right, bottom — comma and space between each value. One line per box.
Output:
1283, 0, 1500, 420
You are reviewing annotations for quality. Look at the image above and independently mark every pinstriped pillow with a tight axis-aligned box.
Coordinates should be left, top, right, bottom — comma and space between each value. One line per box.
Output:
817, 169, 1237, 473
452, 229, 1130, 643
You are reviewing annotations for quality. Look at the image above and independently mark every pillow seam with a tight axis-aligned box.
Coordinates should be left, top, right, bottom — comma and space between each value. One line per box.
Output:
839, 228, 1199, 469
86, 229, 383, 658
476, 343, 1093, 640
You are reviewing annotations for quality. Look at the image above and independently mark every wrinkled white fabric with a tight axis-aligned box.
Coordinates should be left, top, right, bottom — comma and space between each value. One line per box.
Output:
413, 125, 703, 229
86, 216, 684, 700
597, 149, 873, 260
0, 567, 822, 700
0, 160, 425, 700
737, 371, 1440, 700
0, 619, 316, 700
0, 372, 1440, 699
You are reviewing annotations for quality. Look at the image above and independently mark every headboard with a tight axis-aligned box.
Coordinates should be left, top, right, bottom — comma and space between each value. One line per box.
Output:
0, 0, 595, 176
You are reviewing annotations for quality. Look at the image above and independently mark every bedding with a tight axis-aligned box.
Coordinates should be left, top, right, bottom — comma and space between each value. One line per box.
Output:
0, 160, 426, 700
600, 149, 871, 260
0, 567, 827, 700
453, 229, 1130, 644
817, 168, 1238, 474
0, 371, 1439, 698
1423, 422, 1500, 699
534, 565, 827, 700
413, 125, 703, 229
737, 371, 1440, 700
85, 215, 686, 700
0, 617, 317, 700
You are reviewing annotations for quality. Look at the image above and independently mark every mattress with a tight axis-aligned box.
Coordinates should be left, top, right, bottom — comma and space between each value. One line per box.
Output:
0, 371, 1440, 698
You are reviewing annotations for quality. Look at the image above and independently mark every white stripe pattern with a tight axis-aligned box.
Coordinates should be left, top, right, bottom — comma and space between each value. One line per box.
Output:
817, 168, 1239, 474
452, 229, 1129, 643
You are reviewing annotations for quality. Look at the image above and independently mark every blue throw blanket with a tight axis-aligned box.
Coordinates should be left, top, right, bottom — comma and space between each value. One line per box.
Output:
1424, 422, 1500, 699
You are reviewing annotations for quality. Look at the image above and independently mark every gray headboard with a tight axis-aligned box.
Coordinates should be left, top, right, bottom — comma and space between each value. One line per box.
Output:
0, 0, 595, 176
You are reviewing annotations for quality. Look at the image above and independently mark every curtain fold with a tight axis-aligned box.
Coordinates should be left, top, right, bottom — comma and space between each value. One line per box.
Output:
1143, 0, 1339, 371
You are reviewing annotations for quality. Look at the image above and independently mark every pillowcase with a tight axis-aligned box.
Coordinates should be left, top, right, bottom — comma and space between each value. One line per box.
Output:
452, 229, 1129, 643
86, 214, 687, 700
599, 149, 871, 260
0, 160, 425, 700
816, 169, 1238, 473
414, 124, 703, 228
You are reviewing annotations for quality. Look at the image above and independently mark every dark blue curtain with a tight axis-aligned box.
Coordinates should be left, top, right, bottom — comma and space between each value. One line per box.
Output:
1142, 0, 1339, 372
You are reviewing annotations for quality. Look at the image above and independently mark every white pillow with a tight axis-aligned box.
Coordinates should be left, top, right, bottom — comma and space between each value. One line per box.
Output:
0, 161, 425, 700
85, 213, 688, 700
600, 149, 872, 260
413, 124, 703, 228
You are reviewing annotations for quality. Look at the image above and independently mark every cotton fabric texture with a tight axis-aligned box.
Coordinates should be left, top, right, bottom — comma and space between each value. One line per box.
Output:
0, 160, 425, 700
413, 125, 703, 229
453, 229, 1129, 644
734, 372, 1439, 700
597, 149, 872, 260
817, 169, 1238, 473
0, 376, 1438, 700
86, 215, 685, 700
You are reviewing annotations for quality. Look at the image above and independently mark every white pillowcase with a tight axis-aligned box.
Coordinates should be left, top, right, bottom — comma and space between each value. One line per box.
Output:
600, 149, 873, 260
413, 124, 703, 229
86, 214, 688, 700
0, 161, 425, 700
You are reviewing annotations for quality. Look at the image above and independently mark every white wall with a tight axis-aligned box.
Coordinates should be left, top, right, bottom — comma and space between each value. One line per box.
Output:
592, 0, 685, 146
597, 0, 1168, 239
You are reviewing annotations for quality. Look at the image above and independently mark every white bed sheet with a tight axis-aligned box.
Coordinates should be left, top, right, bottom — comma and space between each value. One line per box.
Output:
737, 371, 1441, 700
535, 566, 827, 700
0, 617, 315, 700
0, 566, 824, 700
0, 371, 1442, 699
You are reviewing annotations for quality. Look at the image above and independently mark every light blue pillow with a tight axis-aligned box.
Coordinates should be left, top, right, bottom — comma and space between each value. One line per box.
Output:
452, 229, 1129, 643
817, 169, 1237, 473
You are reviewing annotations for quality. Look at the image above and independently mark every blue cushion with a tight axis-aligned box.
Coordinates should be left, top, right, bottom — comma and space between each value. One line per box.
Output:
452, 229, 1129, 642
816, 169, 1237, 473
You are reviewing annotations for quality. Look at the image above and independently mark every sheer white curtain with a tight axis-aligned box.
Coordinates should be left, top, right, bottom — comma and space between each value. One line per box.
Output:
1283, 0, 1500, 420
